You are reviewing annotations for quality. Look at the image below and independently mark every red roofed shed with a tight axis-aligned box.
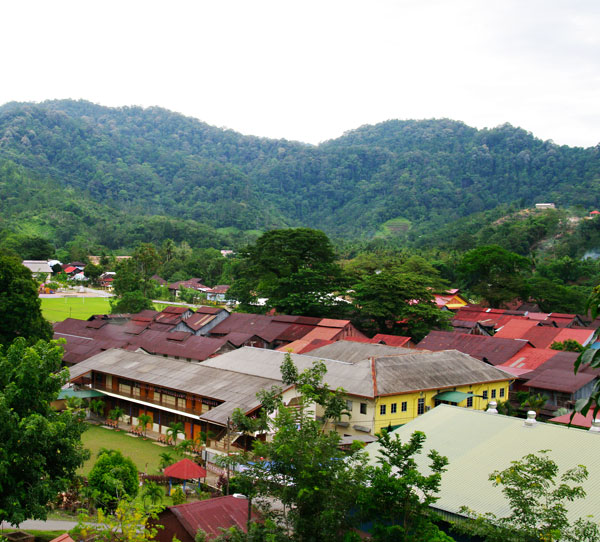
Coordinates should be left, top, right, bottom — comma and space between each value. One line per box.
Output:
154, 496, 261, 542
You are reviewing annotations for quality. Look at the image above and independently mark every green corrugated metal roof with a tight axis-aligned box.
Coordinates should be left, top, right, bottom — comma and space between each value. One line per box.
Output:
363, 404, 600, 523
57, 388, 105, 399
433, 390, 473, 403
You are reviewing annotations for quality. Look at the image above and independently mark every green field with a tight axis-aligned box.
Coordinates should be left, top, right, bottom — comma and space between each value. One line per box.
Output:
41, 297, 112, 322
80, 424, 173, 477
41, 297, 179, 322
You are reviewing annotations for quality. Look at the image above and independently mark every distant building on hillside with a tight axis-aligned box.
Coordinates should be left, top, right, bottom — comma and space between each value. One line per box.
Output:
535, 203, 556, 209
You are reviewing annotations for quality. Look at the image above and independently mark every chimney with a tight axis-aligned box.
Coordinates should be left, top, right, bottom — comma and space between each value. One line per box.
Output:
486, 401, 498, 414
523, 410, 537, 428
589, 419, 600, 433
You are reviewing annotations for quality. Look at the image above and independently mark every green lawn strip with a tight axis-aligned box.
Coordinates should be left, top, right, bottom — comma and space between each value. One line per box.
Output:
41, 297, 112, 322
42, 297, 191, 323
81, 424, 177, 477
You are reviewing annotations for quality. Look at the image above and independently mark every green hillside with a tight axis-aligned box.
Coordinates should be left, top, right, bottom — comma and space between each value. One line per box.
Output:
0, 100, 599, 250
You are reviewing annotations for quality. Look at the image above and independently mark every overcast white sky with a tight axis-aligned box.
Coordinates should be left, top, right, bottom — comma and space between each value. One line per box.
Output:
1, 0, 599, 147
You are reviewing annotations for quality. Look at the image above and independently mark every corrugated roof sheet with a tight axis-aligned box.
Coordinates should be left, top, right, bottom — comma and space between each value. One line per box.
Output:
494, 319, 540, 339
363, 404, 600, 523
372, 334, 412, 347
68, 349, 279, 426
308, 341, 413, 363
524, 369, 597, 393
500, 346, 560, 373
166, 496, 260, 538
416, 331, 530, 365
202, 347, 375, 397
374, 350, 512, 395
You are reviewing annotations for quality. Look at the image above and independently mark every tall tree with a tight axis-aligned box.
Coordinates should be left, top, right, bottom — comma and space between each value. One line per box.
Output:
358, 430, 453, 542
352, 269, 451, 340
0, 250, 53, 345
226, 355, 366, 541
88, 449, 139, 511
0, 338, 89, 525
458, 245, 530, 308
456, 451, 600, 542
229, 228, 348, 316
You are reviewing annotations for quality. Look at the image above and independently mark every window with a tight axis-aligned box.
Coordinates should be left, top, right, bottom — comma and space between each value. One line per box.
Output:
500, 388, 505, 398
346, 400, 353, 411
467, 396, 473, 408
380, 404, 386, 415
391, 403, 397, 414
360, 403, 367, 415
417, 398, 425, 415
401, 401, 407, 412
482, 390, 488, 400
491, 389, 496, 399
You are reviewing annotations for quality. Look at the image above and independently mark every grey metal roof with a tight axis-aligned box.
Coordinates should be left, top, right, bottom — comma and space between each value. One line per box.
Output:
374, 350, 513, 395
307, 341, 413, 363
201, 347, 375, 397
363, 404, 600, 523
68, 349, 280, 426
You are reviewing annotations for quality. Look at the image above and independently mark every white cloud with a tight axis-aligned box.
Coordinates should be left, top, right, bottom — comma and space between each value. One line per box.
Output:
1, 0, 598, 147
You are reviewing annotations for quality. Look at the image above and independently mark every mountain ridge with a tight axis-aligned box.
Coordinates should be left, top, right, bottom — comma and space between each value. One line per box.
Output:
0, 99, 599, 250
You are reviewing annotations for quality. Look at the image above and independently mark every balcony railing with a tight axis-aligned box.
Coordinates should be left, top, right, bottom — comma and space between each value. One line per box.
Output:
91, 384, 205, 417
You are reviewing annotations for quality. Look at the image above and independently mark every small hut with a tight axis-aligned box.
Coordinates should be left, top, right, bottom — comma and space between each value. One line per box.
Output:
164, 458, 207, 495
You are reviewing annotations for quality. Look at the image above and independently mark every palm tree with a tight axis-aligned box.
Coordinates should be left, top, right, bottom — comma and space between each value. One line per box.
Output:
108, 406, 125, 428
159, 451, 175, 471
89, 398, 105, 419
137, 413, 152, 437
521, 393, 548, 416
142, 481, 164, 507
176, 439, 195, 457
166, 422, 185, 445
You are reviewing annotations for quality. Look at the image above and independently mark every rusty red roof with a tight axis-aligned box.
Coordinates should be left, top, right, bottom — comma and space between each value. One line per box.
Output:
524, 369, 597, 394
164, 458, 207, 480
318, 318, 350, 328
161, 306, 191, 315
500, 346, 561, 374
416, 331, 530, 365
184, 313, 217, 331
372, 334, 412, 347
165, 495, 260, 539
196, 306, 226, 315
520, 326, 563, 348
494, 319, 540, 339
49, 534, 75, 542
549, 410, 596, 428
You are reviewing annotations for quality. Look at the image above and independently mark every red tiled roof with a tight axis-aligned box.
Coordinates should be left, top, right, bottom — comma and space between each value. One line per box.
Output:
416, 331, 530, 365
164, 458, 207, 480
63, 266, 77, 273
49, 534, 75, 542
166, 496, 260, 540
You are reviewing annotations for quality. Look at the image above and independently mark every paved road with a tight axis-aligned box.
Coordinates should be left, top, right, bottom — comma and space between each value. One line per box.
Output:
0, 519, 77, 530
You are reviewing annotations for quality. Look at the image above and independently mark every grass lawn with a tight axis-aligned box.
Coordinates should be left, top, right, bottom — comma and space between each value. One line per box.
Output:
41, 297, 184, 322
41, 297, 112, 322
80, 424, 176, 477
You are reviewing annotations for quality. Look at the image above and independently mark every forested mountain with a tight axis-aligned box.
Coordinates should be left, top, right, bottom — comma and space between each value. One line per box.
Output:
0, 99, 599, 250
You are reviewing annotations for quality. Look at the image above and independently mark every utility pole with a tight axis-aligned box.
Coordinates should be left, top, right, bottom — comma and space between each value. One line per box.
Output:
225, 416, 231, 495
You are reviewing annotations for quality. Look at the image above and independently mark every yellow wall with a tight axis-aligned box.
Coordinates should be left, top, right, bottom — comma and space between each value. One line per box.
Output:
373, 380, 511, 433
